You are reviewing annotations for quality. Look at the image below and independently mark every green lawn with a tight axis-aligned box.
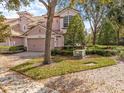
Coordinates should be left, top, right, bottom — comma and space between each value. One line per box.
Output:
11, 56, 116, 80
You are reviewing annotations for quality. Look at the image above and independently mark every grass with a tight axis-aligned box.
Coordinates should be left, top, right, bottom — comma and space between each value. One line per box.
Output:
11, 56, 116, 80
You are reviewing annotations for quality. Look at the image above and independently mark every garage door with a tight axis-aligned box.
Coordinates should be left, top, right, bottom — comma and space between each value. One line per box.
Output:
27, 38, 54, 52
27, 38, 45, 52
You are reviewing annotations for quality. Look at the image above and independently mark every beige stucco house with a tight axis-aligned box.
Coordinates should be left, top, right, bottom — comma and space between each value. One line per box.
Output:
6, 7, 79, 51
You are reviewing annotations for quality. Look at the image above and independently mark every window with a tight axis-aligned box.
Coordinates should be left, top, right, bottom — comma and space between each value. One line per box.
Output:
24, 26, 26, 30
23, 25, 27, 32
39, 29, 41, 32
63, 15, 73, 28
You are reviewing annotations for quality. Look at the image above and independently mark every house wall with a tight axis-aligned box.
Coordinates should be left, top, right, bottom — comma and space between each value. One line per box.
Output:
18, 16, 31, 32
43, 9, 78, 34
52, 17, 60, 31
10, 37, 24, 46
27, 25, 46, 36
25, 25, 56, 51
44, 17, 60, 31
55, 35, 64, 48
59, 9, 78, 33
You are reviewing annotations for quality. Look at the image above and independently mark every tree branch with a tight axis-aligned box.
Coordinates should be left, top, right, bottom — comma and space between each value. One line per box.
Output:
39, 0, 48, 9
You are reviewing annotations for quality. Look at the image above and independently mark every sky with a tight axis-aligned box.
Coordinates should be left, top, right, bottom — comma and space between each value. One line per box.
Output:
0, 0, 47, 18
0, 0, 90, 29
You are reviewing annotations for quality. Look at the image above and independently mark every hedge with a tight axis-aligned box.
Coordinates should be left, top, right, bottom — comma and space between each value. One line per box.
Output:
0, 45, 26, 54
86, 49, 117, 56
51, 49, 73, 56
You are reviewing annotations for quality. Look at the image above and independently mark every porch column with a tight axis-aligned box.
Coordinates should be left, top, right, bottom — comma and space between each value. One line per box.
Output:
24, 37, 28, 51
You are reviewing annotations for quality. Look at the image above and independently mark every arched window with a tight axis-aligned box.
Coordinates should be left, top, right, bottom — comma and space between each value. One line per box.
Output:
63, 15, 73, 28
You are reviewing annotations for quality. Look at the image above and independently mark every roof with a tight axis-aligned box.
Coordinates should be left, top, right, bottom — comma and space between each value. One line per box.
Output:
26, 7, 79, 35
11, 24, 23, 36
11, 30, 22, 36
43, 7, 79, 17
6, 18, 19, 26
23, 23, 60, 36
17, 11, 33, 17
58, 7, 79, 14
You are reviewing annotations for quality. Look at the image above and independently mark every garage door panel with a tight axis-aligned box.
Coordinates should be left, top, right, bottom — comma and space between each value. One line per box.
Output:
27, 38, 54, 52
27, 38, 45, 52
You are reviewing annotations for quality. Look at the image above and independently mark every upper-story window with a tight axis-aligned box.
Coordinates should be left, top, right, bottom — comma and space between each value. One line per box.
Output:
63, 15, 73, 28
23, 25, 27, 32
24, 26, 25, 30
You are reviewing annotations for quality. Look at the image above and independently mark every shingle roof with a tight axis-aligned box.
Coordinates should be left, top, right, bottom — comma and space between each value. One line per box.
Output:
11, 24, 23, 36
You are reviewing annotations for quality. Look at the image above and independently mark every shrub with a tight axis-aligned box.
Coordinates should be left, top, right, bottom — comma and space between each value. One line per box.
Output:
51, 49, 73, 56
119, 51, 124, 60
51, 49, 61, 56
88, 45, 116, 50
9, 45, 26, 52
62, 46, 82, 51
115, 46, 124, 53
86, 49, 117, 56
0, 45, 26, 54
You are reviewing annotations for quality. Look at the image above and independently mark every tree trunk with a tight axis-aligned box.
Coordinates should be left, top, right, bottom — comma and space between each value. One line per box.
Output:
92, 23, 98, 46
93, 29, 97, 45
72, 34, 75, 50
43, 0, 57, 64
117, 30, 120, 45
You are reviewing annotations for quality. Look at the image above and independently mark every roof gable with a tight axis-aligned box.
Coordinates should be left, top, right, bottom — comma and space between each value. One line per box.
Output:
23, 24, 56, 36
57, 7, 79, 16
43, 7, 79, 17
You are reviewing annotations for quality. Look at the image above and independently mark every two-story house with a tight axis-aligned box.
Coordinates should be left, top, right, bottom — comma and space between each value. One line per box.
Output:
6, 7, 79, 51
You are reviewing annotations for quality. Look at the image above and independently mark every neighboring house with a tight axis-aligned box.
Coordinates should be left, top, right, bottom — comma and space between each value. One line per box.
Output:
5, 7, 79, 51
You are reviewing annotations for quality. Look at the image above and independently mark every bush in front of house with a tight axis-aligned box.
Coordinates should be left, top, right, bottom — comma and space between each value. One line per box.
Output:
119, 51, 124, 60
51, 48, 73, 56
0, 45, 26, 54
52, 45, 123, 57
86, 49, 117, 56
9, 45, 26, 52
88, 45, 117, 50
